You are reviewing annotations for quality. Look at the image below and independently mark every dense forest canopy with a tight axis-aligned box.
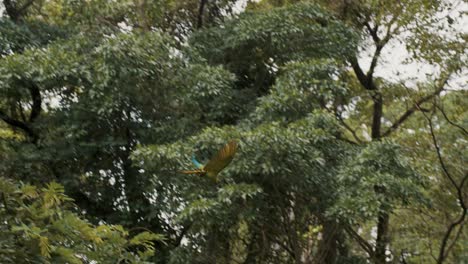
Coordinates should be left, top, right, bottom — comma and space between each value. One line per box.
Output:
0, 0, 466, 263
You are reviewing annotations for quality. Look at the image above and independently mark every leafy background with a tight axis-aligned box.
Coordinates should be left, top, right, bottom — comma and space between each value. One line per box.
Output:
0, 0, 466, 263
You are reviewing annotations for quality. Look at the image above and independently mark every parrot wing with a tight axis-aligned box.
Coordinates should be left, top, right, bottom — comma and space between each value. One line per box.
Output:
203, 140, 238, 180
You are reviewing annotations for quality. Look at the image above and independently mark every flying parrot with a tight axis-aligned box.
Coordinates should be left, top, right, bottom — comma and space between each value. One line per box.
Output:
180, 140, 238, 182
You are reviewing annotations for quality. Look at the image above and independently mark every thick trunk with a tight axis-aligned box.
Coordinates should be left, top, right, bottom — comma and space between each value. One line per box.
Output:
375, 212, 390, 264
197, 0, 208, 28
317, 220, 340, 264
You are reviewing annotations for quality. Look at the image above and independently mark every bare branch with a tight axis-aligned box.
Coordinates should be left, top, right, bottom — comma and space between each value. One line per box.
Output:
349, 57, 377, 91
423, 109, 459, 191
364, 13, 399, 81
344, 225, 374, 256
382, 77, 448, 137
367, 44, 384, 81
444, 221, 466, 261
337, 116, 363, 143
364, 22, 380, 43
436, 104, 468, 136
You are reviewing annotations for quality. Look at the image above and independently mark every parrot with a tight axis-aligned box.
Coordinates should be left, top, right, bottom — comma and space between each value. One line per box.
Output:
180, 140, 238, 182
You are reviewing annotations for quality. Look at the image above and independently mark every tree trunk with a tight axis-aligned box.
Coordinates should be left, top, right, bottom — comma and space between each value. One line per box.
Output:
197, 0, 208, 28
371, 92, 383, 140
371, 91, 390, 264
317, 220, 340, 264
375, 212, 390, 264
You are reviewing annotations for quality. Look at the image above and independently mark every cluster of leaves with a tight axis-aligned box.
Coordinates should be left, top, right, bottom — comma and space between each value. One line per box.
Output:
331, 141, 426, 222
0, 18, 67, 56
253, 59, 350, 122
190, 2, 359, 95
0, 177, 164, 263
0, 29, 238, 225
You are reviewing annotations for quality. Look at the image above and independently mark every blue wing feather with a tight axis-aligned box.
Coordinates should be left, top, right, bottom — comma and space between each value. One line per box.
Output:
191, 155, 204, 169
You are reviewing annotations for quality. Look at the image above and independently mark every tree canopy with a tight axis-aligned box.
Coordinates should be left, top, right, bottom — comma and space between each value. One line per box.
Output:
0, 0, 466, 263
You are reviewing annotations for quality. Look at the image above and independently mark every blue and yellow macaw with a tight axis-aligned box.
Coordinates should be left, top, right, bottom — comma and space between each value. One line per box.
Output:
181, 140, 238, 182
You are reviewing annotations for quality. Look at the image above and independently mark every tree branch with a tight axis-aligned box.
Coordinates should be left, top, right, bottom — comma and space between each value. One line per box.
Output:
0, 81, 42, 143
364, 22, 380, 43
367, 44, 383, 81
349, 57, 377, 91
173, 223, 192, 247
0, 109, 36, 140
344, 225, 374, 256
416, 103, 467, 264
436, 104, 468, 136
269, 234, 296, 260
28, 83, 42, 122
382, 78, 448, 137
363, 14, 398, 82
17, 101, 27, 123
444, 221, 466, 261
336, 113, 363, 143
429, 133, 468, 264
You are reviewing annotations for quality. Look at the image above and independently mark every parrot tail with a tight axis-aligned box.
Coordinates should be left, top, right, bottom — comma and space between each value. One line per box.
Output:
179, 169, 205, 175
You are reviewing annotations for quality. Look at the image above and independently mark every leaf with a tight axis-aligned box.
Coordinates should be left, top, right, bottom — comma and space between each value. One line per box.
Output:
39, 236, 51, 258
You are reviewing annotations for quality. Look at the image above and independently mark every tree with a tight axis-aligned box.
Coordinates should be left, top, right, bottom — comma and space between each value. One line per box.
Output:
320, 1, 466, 262
1, 0, 466, 262
1, 0, 242, 261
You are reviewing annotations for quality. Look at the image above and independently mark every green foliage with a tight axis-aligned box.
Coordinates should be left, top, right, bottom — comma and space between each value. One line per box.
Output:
254, 59, 350, 122
0, 18, 67, 55
0, 30, 237, 226
331, 141, 426, 222
190, 2, 359, 91
135, 111, 418, 262
0, 177, 163, 263
0, 0, 466, 262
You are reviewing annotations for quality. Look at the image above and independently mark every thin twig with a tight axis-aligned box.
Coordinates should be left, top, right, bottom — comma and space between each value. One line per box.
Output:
436, 104, 468, 136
